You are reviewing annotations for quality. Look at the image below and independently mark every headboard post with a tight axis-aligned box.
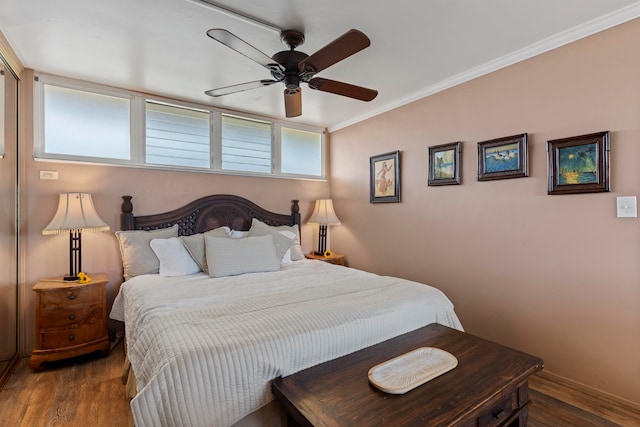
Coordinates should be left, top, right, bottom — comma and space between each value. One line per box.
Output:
121, 195, 134, 231
291, 200, 300, 228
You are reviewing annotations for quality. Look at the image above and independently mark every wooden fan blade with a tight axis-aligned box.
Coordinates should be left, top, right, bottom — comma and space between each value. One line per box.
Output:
284, 88, 302, 118
205, 80, 277, 97
298, 29, 370, 75
206, 29, 283, 73
308, 78, 378, 101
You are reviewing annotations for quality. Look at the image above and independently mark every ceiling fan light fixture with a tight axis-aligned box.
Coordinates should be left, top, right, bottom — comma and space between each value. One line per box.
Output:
283, 75, 300, 91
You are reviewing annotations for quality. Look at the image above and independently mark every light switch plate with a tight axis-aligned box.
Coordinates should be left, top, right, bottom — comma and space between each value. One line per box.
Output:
39, 170, 58, 180
616, 196, 637, 218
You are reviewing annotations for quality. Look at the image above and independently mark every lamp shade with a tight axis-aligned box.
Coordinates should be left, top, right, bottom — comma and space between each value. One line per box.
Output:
42, 193, 110, 235
307, 199, 341, 225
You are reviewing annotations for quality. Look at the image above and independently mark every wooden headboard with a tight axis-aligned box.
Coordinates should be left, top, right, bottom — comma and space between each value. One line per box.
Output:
120, 194, 301, 235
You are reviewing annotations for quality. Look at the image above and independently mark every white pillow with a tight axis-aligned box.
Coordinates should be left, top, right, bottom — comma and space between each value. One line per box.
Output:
205, 234, 281, 278
229, 229, 248, 239
115, 224, 179, 280
150, 237, 201, 277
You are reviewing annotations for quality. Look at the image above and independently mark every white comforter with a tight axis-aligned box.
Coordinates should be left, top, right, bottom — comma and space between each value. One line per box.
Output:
110, 260, 462, 427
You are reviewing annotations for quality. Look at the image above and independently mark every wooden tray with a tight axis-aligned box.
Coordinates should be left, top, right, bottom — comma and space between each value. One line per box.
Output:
368, 347, 458, 394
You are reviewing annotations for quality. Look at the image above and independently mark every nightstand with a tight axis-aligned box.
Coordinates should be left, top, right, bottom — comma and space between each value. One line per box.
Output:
29, 273, 110, 370
305, 252, 346, 266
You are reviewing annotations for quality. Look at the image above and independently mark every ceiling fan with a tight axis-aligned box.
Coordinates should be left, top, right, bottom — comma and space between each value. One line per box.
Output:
205, 28, 378, 118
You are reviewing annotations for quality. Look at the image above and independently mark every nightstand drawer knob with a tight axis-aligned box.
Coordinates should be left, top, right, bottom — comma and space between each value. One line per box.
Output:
68, 294, 76, 300
68, 335, 75, 341
493, 409, 505, 419
68, 314, 76, 320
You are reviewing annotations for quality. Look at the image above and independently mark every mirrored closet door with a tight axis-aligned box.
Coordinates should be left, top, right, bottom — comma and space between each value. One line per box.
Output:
0, 53, 19, 387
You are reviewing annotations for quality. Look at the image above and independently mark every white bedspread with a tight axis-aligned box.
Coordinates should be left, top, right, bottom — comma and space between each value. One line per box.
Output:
110, 260, 462, 427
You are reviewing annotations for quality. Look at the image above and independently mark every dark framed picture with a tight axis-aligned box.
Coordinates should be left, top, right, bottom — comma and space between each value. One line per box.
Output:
547, 131, 610, 195
370, 151, 400, 203
477, 133, 528, 181
428, 142, 461, 186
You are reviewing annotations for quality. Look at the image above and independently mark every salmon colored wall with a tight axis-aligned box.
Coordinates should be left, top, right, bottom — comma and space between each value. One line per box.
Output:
19, 68, 330, 351
330, 19, 640, 403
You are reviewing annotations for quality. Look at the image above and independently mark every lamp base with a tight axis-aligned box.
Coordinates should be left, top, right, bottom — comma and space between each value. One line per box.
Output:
66, 230, 81, 282
316, 224, 328, 256
313, 251, 325, 256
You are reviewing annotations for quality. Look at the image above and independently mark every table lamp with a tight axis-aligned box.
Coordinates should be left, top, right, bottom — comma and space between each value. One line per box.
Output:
307, 199, 341, 256
42, 193, 110, 281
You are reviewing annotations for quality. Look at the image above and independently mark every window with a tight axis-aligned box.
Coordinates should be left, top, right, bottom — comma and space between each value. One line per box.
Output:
42, 84, 130, 160
281, 127, 322, 176
35, 74, 325, 179
145, 101, 210, 168
221, 115, 271, 173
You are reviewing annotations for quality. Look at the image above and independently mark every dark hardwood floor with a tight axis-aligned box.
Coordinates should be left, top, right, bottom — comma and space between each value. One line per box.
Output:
0, 340, 133, 427
529, 390, 623, 427
0, 340, 637, 426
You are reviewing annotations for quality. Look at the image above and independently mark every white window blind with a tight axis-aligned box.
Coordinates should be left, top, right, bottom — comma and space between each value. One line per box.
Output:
281, 127, 322, 176
43, 84, 130, 159
145, 101, 210, 168
221, 114, 271, 173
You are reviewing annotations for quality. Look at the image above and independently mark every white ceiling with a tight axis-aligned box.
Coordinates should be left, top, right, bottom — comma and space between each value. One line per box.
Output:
2, 0, 640, 130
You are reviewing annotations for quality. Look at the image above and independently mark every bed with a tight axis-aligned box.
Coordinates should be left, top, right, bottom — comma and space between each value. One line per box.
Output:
110, 194, 463, 427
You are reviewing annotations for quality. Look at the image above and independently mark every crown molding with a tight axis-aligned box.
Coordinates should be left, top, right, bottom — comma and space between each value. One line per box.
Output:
329, 2, 640, 133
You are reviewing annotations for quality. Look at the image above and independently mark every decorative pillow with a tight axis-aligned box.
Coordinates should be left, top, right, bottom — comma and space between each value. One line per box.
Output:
180, 227, 231, 274
205, 234, 281, 278
115, 224, 179, 280
247, 218, 293, 261
150, 237, 201, 277
279, 230, 296, 265
273, 225, 304, 261
237, 229, 297, 265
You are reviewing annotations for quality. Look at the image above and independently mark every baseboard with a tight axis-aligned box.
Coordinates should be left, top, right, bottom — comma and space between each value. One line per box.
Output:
530, 370, 640, 426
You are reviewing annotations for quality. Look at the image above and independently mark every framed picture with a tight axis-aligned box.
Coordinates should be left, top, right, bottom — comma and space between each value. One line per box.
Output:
547, 131, 610, 195
428, 142, 461, 186
477, 133, 528, 181
370, 151, 400, 203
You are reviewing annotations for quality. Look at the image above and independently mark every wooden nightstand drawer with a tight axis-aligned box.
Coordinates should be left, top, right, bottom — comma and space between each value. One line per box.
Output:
41, 323, 105, 349
40, 304, 105, 330
38, 285, 102, 308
